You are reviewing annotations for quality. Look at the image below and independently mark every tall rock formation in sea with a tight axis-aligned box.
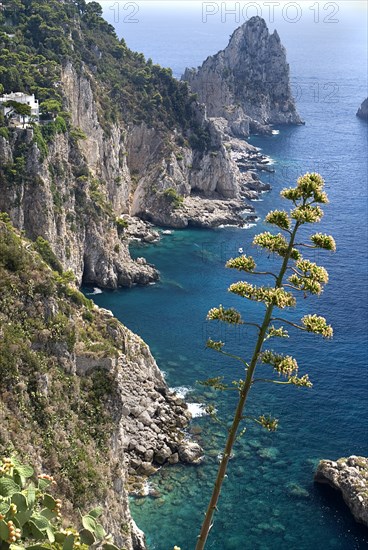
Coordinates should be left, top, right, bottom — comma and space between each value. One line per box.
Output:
356, 98, 368, 120
182, 16, 303, 137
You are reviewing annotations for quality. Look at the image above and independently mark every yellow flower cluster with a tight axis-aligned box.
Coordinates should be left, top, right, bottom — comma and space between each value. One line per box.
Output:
265, 210, 291, 230
229, 282, 296, 309
207, 304, 243, 324
258, 415, 279, 432
289, 259, 329, 295
291, 205, 323, 224
311, 233, 336, 251
267, 325, 289, 339
206, 338, 225, 351
301, 314, 333, 338
288, 374, 313, 388
281, 173, 328, 205
261, 350, 299, 376
226, 255, 256, 272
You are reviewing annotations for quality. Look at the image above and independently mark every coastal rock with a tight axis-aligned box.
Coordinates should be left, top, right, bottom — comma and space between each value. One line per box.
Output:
182, 16, 303, 137
0, 63, 269, 287
356, 98, 368, 120
0, 219, 205, 550
314, 456, 368, 526
178, 441, 204, 464
140, 195, 255, 229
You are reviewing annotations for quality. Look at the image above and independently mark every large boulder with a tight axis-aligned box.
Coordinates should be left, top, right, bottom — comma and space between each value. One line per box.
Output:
314, 455, 368, 526
178, 441, 204, 464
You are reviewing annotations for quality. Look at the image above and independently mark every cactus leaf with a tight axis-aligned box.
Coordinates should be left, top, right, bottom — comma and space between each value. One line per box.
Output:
31, 514, 51, 531
88, 506, 103, 519
28, 520, 45, 540
14, 510, 32, 527
12, 492, 28, 512
37, 478, 52, 492
40, 508, 57, 521
54, 531, 67, 544
26, 483, 36, 509
0, 519, 10, 540
95, 523, 106, 540
102, 543, 121, 550
82, 515, 97, 533
46, 526, 55, 543
43, 494, 56, 511
79, 528, 96, 545
62, 533, 75, 550
0, 501, 10, 515
0, 477, 20, 497
14, 465, 34, 479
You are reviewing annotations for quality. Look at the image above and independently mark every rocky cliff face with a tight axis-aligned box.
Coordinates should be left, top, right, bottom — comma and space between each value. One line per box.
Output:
357, 98, 368, 120
0, 62, 262, 287
315, 456, 368, 527
0, 218, 202, 549
0, 8, 293, 289
182, 16, 303, 137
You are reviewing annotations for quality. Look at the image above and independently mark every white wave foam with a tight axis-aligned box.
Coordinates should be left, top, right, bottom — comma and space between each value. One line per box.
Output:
170, 385, 194, 399
187, 402, 209, 418
86, 287, 103, 295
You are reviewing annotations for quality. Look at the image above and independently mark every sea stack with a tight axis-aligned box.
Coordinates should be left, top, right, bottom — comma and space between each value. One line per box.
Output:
356, 98, 368, 120
182, 16, 303, 137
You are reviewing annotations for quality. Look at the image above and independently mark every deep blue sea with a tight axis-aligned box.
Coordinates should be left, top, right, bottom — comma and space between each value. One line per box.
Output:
93, 2, 368, 548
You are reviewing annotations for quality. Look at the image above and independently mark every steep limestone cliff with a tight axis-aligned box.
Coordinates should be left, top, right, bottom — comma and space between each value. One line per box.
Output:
0, 216, 202, 549
182, 16, 303, 137
0, 1, 268, 288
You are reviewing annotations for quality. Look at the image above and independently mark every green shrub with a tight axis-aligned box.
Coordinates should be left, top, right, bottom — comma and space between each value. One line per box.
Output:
163, 187, 184, 209
0, 127, 9, 140
34, 237, 63, 274
70, 127, 87, 142
115, 218, 128, 234
32, 125, 49, 160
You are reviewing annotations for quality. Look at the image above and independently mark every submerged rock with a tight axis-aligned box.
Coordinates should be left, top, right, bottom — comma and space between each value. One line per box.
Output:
315, 456, 368, 526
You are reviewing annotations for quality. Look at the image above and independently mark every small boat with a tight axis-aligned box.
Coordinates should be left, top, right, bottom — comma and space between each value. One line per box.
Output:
162, 230, 172, 235
238, 247, 243, 254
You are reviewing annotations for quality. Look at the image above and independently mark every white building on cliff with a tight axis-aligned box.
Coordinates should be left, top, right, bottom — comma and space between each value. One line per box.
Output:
0, 92, 40, 125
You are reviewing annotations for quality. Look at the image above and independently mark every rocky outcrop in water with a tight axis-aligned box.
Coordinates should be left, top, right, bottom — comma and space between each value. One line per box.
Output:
357, 98, 368, 120
182, 16, 303, 137
315, 456, 368, 527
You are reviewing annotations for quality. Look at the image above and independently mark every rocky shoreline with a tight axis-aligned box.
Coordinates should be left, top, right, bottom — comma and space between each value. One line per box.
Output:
315, 456, 368, 527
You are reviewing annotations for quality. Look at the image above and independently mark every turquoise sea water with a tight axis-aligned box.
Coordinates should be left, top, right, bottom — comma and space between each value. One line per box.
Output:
92, 3, 368, 549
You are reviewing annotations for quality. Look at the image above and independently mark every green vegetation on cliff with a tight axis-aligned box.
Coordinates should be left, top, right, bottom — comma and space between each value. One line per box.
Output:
0, 0, 206, 141
0, 214, 122, 512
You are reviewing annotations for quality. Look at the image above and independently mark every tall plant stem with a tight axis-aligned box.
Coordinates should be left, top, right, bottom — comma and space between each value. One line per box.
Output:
195, 222, 300, 550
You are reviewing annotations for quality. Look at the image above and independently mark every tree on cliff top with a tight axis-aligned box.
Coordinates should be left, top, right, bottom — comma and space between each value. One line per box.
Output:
195, 173, 336, 549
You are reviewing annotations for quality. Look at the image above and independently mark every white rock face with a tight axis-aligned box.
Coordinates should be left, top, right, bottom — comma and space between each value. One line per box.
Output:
182, 16, 303, 137
315, 456, 368, 527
